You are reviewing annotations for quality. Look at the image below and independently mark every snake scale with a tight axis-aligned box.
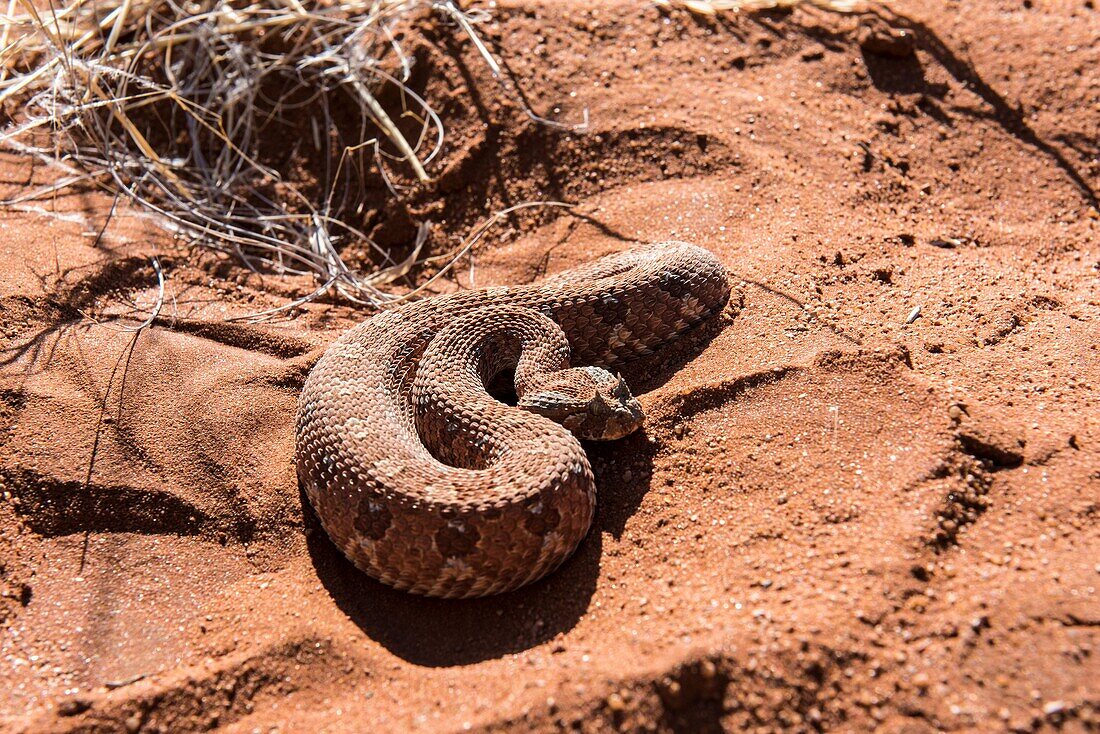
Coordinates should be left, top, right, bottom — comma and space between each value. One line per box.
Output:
296, 242, 731, 598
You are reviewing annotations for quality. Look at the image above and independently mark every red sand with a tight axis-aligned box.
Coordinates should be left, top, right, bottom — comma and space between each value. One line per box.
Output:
1, 1, 1097, 731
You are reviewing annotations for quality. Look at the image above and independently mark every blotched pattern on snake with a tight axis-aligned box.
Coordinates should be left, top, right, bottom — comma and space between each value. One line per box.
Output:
296, 242, 731, 598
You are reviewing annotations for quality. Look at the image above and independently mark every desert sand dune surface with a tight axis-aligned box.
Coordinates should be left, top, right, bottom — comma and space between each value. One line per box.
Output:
1, 1, 1098, 731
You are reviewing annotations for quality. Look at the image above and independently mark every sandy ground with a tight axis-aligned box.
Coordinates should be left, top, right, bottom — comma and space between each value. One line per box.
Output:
1, 1, 1098, 731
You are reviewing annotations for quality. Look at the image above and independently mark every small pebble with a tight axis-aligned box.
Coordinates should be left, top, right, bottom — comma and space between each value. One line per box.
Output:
1043, 700, 1067, 716
57, 698, 91, 717
859, 23, 916, 57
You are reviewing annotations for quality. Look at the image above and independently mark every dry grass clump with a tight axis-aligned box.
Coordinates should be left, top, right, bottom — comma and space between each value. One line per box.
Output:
0, 0, 858, 318
0, 0, 522, 315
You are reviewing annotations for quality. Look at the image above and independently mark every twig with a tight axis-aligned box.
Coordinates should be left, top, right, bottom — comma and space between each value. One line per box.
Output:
76, 255, 164, 572
104, 672, 148, 689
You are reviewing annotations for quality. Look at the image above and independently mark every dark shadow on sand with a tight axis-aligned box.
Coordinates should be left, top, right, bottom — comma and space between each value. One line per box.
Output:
873, 7, 1098, 210
302, 483, 602, 667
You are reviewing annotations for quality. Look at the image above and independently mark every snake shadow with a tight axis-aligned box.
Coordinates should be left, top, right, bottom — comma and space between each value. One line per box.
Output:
302, 486, 601, 667
303, 311, 729, 667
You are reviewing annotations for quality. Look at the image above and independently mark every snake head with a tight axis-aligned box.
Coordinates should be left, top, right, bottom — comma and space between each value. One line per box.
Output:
517, 367, 645, 441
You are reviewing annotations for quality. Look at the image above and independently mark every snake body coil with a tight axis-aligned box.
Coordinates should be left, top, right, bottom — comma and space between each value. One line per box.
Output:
296, 242, 730, 598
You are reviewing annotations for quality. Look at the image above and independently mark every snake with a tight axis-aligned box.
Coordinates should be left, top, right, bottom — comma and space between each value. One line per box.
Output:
295, 242, 731, 598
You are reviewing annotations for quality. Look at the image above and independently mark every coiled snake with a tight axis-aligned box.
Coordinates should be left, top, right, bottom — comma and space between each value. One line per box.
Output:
296, 242, 730, 598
